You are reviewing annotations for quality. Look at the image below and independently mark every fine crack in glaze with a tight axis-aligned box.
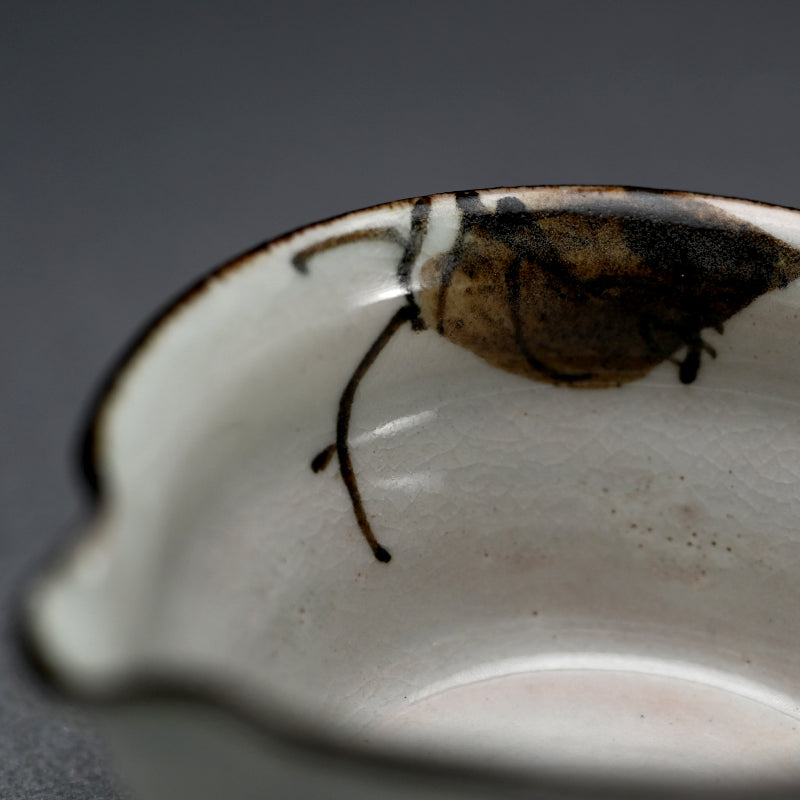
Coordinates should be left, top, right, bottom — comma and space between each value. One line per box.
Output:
292, 187, 800, 562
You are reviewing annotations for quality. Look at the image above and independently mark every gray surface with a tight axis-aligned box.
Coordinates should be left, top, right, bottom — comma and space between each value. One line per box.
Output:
4, 1, 800, 797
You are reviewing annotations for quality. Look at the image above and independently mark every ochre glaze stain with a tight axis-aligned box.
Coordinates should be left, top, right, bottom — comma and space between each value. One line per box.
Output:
417, 190, 800, 386
293, 187, 800, 561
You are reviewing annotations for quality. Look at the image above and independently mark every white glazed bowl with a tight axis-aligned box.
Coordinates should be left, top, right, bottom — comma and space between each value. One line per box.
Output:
22, 187, 800, 799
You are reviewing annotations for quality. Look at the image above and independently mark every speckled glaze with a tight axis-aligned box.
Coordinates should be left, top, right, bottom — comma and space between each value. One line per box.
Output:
22, 187, 800, 799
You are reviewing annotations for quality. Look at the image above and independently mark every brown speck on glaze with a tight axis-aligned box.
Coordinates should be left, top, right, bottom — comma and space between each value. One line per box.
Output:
293, 186, 800, 561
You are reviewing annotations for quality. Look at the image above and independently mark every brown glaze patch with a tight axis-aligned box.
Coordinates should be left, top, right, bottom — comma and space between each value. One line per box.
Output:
417, 192, 800, 387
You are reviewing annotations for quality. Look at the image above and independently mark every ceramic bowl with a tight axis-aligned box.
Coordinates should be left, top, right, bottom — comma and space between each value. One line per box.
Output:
22, 186, 800, 799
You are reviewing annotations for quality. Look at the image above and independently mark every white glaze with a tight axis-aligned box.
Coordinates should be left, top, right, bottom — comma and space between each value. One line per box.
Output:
24, 187, 800, 799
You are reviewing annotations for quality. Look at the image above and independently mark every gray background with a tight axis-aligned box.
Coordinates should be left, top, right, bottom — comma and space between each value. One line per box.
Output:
4, 1, 800, 797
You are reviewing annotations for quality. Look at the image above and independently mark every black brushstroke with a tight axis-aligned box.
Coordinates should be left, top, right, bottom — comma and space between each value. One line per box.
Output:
292, 227, 407, 274
333, 304, 419, 563
505, 254, 593, 384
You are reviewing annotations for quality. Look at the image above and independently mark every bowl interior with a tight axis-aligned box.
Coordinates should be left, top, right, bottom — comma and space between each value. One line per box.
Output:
28, 187, 800, 791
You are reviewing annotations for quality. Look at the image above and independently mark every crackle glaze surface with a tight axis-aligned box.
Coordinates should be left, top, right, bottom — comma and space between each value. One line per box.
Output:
23, 187, 800, 799
293, 187, 800, 562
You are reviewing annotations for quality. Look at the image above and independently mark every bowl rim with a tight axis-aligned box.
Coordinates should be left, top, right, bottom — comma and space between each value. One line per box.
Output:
73, 183, 800, 499
18, 184, 800, 799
